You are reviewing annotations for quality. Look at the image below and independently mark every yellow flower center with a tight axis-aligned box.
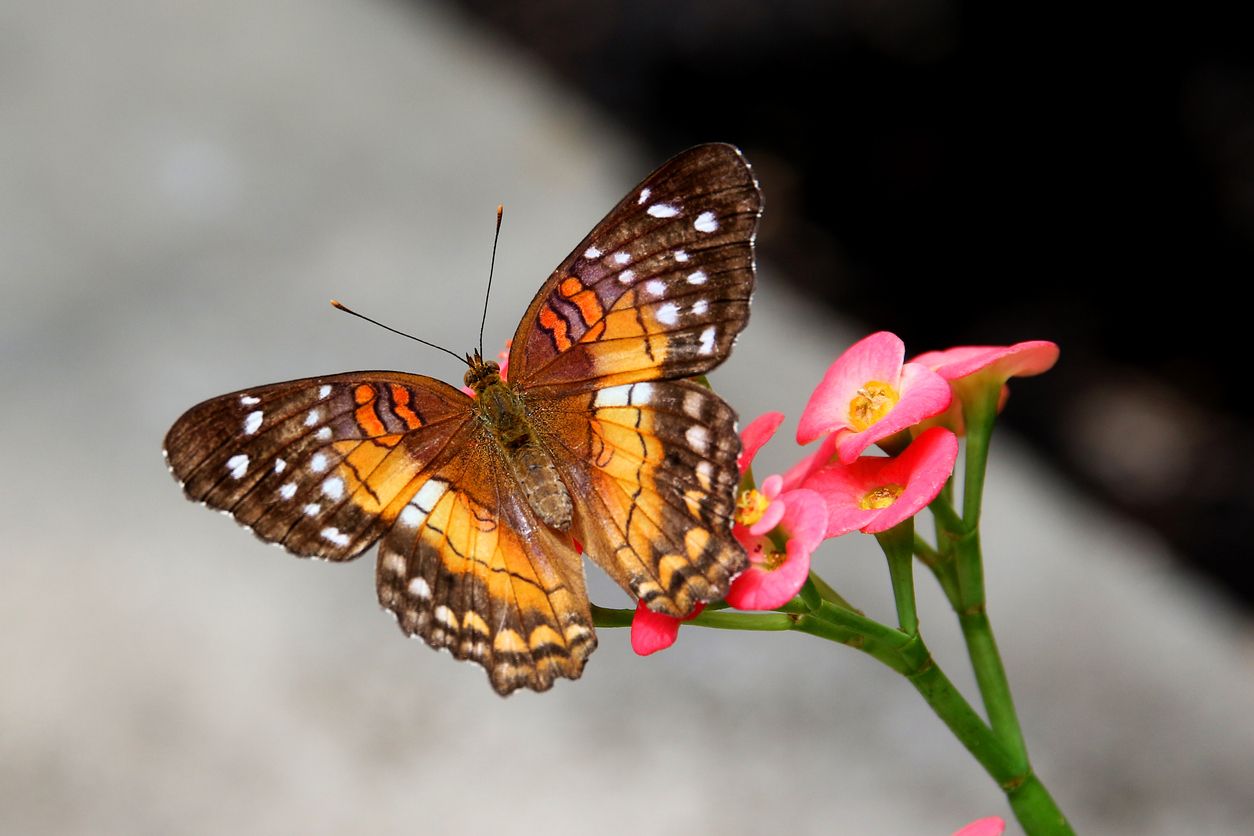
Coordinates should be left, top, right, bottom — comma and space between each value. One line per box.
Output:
847, 381, 900, 432
736, 488, 769, 526
858, 483, 905, 510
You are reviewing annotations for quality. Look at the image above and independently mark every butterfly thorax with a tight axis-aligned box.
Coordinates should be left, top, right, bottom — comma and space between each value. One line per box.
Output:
465, 357, 574, 531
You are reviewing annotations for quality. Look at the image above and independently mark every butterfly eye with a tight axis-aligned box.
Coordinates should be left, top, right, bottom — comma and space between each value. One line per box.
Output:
463, 360, 502, 389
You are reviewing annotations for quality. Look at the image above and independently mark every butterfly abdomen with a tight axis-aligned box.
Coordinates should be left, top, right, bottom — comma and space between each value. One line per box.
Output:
474, 378, 574, 531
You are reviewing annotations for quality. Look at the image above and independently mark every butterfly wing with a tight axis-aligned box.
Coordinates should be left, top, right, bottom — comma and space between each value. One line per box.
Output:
507, 143, 761, 395
165, 373, 595, 694
375, 418, 595, 695
545, 379, 745, 617
164, 372, 473, 559
513, 143, 762, 615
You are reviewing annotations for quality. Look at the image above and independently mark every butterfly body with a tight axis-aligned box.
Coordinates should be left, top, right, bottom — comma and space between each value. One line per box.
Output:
165, 143, 762, 694
468, 357, 573, 529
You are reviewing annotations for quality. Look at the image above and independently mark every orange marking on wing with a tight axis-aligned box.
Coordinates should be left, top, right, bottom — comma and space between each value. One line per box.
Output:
580, 319, 606, 343
539, 303, 572, 352
354, 384, 375, 405
389, 384, 423, 429
570, 289, 604, 327
558, 276, 583, 297
355, 400, 387, 437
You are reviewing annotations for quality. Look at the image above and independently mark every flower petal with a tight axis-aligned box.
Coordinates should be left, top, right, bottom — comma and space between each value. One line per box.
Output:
630, 601, 703, 656
738, 412, 785, 474
951, 816, 1006, 836
797, 332, 906, 444
861, 427, 958, 533
913, 340, 1058, 384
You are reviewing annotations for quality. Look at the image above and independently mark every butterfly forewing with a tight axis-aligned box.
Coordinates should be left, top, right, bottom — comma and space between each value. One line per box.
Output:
508, 143, 761, 394
164, 373, 472, 559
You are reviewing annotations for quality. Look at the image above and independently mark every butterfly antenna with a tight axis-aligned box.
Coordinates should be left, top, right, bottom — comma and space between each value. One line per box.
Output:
330, 299, 467, 365
478, 204, 504, 359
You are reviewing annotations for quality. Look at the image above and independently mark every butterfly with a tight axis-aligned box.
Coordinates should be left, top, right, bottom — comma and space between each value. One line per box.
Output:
164, 143, 762, 694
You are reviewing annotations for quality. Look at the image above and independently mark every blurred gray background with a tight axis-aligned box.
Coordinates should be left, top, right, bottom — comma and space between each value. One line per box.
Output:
2, 1, 1252, 834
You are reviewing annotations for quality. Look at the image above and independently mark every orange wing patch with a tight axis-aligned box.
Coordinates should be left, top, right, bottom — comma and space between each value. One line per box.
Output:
376, 428, 595, 695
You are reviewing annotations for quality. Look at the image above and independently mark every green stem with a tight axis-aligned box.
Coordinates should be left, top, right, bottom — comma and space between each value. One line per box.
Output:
807, 570, 861, 613
877, 522, 918, 635
959, 382, 1000, 528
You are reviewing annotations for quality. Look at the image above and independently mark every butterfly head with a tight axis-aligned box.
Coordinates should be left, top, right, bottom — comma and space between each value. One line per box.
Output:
463, 351, 502, 394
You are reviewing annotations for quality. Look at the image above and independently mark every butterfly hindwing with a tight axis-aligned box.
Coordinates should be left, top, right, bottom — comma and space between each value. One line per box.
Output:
542, 379, 746, 617
376, 421, 596, 695
164, 372, 472, 559
507, 143, 762, 394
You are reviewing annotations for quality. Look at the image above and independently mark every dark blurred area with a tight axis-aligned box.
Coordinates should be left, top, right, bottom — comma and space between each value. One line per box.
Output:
443, 0, 1254, 606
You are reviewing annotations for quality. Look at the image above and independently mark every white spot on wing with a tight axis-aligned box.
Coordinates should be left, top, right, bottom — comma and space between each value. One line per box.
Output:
686, 425, 710, 454
617, 269, 635, 284
613, 251, 631, 265
279, 482, 297, 500
240, 395, 260, 406
692, 299, 709, 315
408, 577, 431, 599
243, 411, 263, 435
321, 527, 350, 547
694, 211, 718, 233
274, 458, 287, 474
696, 460, 714, 490
304, 409, 321, 427
656, 303, 680, 326
413, 479, 448, 513
310, 452, 328, 472
675, 250, 689, 262
304, 503, 321, 517
226, 454, 249, 479
322, 477, 345, 500
687, 270, 708, 285
382, 552, 406, 575
584, 245, 602, 259
399, 503, 428, 528
318, 384, 332, 398
683, 389, 704, 418
637, 187, 651, 204
633, 382, 654, 403
698, 326, 717, 356
594, 384, 633, 408
647, 203, 679, 218
645, 280, 666, 297
316, 427, 332, 441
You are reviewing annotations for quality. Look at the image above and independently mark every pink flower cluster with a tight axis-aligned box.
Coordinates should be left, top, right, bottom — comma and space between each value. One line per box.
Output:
631, 333, 1058, 654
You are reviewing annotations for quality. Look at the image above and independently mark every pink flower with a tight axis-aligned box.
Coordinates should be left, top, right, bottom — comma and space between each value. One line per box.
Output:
951, 816, 1005, 836
630, 601, 703, 656
912, 341, 1058, 432
797, 332, 952, 464
726, 482, 826, 609
725, 413, 828, 611
801, 427, 959, 538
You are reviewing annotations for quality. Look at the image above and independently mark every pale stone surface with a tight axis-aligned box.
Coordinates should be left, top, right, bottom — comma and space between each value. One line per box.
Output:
2, 1, 1251, 834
